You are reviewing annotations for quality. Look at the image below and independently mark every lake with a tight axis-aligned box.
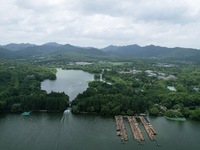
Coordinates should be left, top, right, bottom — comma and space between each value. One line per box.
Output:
0, 69, 200, 150
0, 113, 200, 150
41, 69, 94, 101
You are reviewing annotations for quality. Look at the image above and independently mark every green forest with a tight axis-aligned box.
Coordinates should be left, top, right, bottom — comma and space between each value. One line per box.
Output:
71, 61, 200, 121
0, 60, 69, 112
1, 57, 200, 121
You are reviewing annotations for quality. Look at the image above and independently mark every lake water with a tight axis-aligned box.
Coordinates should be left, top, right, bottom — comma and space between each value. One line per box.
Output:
41, 69, 94, 101
0, 113, 200, 150
1, 69, 200, 150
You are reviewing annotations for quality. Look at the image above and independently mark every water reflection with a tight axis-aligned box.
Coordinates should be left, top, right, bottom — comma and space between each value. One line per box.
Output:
41, 69, 94, 101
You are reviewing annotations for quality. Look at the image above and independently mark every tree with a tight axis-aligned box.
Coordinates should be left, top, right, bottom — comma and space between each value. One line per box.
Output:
0, 101, 6, 111
127, 109, 134, 116
189, 109, 200, 121
149, 107, 159, 115
165, 110, 175, 117
11, 103, 22, 112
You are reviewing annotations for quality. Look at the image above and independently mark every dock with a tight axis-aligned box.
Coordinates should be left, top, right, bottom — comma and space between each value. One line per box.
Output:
127, 116, 145, 142
139, 116, 156, 141
115, 115, 158, 145
115, 116, 121, 132
115, 115, 128, 143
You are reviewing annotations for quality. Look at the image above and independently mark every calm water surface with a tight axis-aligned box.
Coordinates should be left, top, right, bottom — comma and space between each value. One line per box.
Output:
1, 69, 200, 150
41, 69, 94, 101
0, 113, 200, 150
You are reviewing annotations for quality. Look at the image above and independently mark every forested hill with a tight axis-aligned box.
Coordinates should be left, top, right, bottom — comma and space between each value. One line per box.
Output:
1, 43, 36, 51
1, 43, 200, 63
0, 43, 106, 59
0, 47, 18, 58
102, 44, 200, 59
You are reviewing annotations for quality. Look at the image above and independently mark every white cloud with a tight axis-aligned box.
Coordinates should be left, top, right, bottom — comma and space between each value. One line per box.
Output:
0, 0, 200, 48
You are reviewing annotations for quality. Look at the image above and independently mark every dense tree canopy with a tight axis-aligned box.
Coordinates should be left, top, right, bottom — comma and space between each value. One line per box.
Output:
0, 60, 69, 112
71, 61, 200, 120
1, 58, 200, 121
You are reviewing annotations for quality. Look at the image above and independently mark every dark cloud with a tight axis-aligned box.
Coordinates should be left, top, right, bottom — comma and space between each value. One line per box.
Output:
0, 0, 200, 48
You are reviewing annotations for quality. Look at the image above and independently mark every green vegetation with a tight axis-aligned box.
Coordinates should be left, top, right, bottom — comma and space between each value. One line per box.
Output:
189, 108, 200, 121
72, 81, 146, 115
70, 61, 200, 121
1, 53, 200, 121
0, 60, 69, 112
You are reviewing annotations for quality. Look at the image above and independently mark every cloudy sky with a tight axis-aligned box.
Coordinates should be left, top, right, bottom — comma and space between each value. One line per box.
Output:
1, 0, 200, 48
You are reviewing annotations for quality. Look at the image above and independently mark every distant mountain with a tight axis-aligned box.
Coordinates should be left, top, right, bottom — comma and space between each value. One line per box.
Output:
16, 45, 61, 57
55, 44, 105, 55
0, 43, 106, 59
2, 43, 36, 51
101, 44, 200, 59
1, 42, 200, 63
101, 45, 120, 51
42, 42, 63, 47
0, 47, 17, 58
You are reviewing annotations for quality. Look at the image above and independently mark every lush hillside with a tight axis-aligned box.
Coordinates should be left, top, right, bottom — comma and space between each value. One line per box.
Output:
2, 43, 36, 51
0, 60, 69, 112
52, 44, 105, 56
71, 61, 200, 120
0, 47, 18, 58
102, 44, 200, 59
16, 45, 61, 57
0, 43, 110, 62
1, 43, 200, 63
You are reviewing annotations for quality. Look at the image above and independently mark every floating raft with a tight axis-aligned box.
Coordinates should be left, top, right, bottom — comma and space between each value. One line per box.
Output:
115, 116, 121, 132
115, 115, 158, 145
115, 115, 128, 143
127, 116, 145, 142
139, 116, 157, 140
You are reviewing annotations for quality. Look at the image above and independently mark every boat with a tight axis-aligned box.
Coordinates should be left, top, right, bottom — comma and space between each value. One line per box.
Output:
21, 111, 31, 116
64, 109, 70, 114
117, 131, 121, 136
164, 116, 186, 121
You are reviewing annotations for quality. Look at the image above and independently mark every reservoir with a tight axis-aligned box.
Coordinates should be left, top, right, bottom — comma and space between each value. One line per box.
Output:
0, 69, 200, 150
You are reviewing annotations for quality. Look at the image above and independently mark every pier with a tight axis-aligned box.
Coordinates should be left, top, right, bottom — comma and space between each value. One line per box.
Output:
115, 115, 128, 143
127, 116, 145, 142
115, 115, 158, 145
115, 116, 121, 133
139, 116, 156, 141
